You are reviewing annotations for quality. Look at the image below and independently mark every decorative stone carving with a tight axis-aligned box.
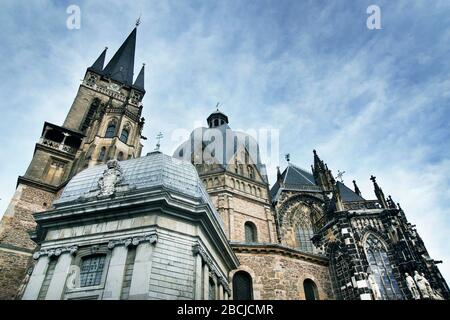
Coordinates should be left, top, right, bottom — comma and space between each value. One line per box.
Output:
414, 271, 430, 299
66, 265, 79, 290
32, 245, 78, 260
98, 160, 123, 196
405, 272, 420, 299
108, 233, 158, 249
367, 272, 382, 300
420, 272, 444, 300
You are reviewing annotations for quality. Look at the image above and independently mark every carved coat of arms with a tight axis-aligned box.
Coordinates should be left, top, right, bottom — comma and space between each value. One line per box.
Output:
98, 160, 123, 196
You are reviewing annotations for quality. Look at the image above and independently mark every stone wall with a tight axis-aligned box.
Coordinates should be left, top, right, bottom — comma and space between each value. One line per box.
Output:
0, 183, 56, 299
233, 250, 334, 300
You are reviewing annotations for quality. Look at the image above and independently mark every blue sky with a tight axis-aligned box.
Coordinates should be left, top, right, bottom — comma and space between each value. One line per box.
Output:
0, 0, 449, 284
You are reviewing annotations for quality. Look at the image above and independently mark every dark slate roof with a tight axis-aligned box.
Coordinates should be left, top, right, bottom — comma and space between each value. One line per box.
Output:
89, 47, 107, 73
337, 181, 365, 202
103, 28, 137, 87
133, 64, 145, 93
270, 163, 321, 202
284, 164, 316, 186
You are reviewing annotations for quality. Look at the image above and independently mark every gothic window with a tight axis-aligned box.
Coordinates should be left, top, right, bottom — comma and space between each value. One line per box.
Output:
80, 255, 106, 287
214, 119, 219, 127
296, 225, 314, 253
233, 271, 253, 300
98, 147, 106, 161
105, 122, 116, 138
248, 166, 254, 179
208, 278, 216, 300
364, 233, 403, 300
303, 279, 319, 300
244, 221, 257, 243
120, 129, 129, 143
80, 98, 100, 132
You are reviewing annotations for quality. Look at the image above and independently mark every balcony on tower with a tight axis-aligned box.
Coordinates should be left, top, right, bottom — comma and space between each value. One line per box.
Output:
38, 122, 84, 155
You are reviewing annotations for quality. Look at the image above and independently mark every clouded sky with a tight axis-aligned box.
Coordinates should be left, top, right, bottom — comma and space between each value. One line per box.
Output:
0, 0, 449, 284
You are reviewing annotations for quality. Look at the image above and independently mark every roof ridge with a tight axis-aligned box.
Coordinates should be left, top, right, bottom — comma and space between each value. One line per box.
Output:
289, 164, 315, 185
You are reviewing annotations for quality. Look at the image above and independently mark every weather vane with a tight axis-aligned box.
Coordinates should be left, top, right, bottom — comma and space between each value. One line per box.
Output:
336, 170, 346, 183
135, 15, 141, 27
216, 102, 220, 110
285, 153, 290, 162
154, 132, 163, 151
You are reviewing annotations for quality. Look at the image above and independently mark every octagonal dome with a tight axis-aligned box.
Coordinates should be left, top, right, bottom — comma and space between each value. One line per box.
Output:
55, 151, 213, 206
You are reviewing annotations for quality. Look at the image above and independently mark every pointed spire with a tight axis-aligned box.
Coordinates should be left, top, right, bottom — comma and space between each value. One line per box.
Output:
370, 175, 388, 208
277, 166, 282, 183
89, 47, 107, 73
103, 28, 137, 86
312, 149, 335, 191
133, 63, 145, 92
352, 180, 362, 197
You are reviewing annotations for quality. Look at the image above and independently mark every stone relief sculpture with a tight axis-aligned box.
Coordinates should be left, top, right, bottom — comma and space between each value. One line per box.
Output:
414, 271, 430, 299
98, 159, 123, 196
421, 272, 444, 300
367, 271, 382, 300
405, 272, 420, 299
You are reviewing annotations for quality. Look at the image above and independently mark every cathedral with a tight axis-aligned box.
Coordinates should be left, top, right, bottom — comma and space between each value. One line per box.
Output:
0, 26, 448, 301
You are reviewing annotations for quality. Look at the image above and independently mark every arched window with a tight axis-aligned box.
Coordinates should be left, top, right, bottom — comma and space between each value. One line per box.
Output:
80, 255, 106, 287
120, 129, 129, 143
117, 151, 124, 161
98, 147, 106, 161
244, 221, 257, 243
296, 225, 314, 253
208, 278, 216, 300
303, 279, 319, 300
105, 122, 116, 138
364, 233, 403, 300
233, 271, 253, 300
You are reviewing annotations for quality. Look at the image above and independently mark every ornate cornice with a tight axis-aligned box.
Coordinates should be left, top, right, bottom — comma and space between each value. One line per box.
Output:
33, 245, 78, 260
108, 232, 158, 249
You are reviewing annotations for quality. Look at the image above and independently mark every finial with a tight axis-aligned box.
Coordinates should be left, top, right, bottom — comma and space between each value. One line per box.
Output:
135, 15, 141, 27
154, 132, 164, 151
370, 175, 376, 182
285, 153, 290, 162
353, 180, 362, 196
313, 149, 317, 155
335, 170, 346, 183
216, 102, 220, 111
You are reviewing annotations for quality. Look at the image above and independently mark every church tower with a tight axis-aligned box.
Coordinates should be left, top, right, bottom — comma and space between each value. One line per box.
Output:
173, 109, 277, 243
0, 26, 146, 299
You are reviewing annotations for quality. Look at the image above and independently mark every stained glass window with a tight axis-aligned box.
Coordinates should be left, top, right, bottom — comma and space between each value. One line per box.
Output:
296, 226, 314, 253
120, 129, 129, 143
364, 234, 403, 300
105, 123, 116, 138
80, 255, 106, 287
